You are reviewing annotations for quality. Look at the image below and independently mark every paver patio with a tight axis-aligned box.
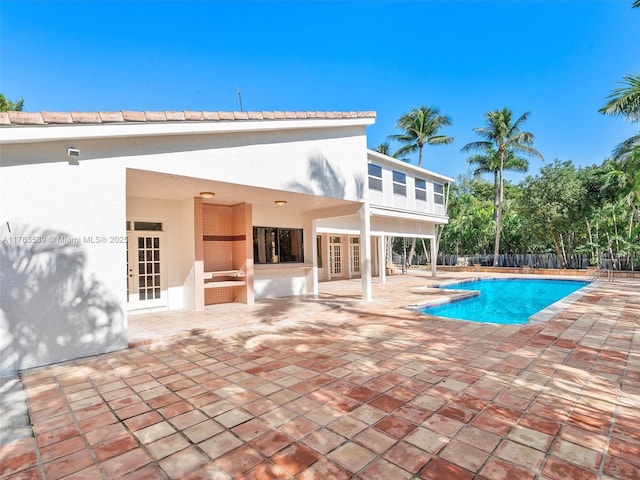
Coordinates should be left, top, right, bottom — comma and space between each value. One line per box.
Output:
1, 272, 639, 479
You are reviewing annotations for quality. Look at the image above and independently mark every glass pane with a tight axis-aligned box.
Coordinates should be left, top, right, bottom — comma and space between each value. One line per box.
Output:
154, 275, 160, 285
154, 288, 160, 298
139, 290, 146, 300
147, 275, 153, 285
138, 263, 144, 274
139, 277, 145, 287
368, 163, 382, 177
153, 237, 159, 248
134, 221, 163, 231
146, 237, 152, 248
368, 177, 383, 191
138, 237, 144, 248
126, 221, 131, 231
147, 263, 153, 274
154, 250, 160, 261
434, 183, 444, 194
146, 250, 152, 261
138, 250, 144, 261
154, 262, 160, 273
435, 194, 444, 205
416, 189, 427, 201
393, 171, 406, 184
393, 184, 407, 196
415, 178, 426, 189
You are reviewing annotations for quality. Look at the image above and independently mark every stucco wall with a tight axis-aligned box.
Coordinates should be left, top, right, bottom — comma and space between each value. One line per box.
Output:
0, 159, 128, 374
0, 121, 371, 372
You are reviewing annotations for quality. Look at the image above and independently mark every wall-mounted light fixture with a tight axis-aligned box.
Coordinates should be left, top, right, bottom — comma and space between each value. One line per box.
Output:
67, 147, 80, 166
274, 200, 287, 206
199, 192, 215, 198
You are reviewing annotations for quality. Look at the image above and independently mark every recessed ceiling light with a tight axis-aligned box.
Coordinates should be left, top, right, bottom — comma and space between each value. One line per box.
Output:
274, 200, 287, 206
200, 192, 215, 198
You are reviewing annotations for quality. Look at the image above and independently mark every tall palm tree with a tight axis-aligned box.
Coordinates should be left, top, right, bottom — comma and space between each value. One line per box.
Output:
462, 108, 543, 266
599, 74, 640, 122
388, 106, 453, 167
467, 148, 529, 219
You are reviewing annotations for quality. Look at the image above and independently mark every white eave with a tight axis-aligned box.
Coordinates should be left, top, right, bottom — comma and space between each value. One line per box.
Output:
0, 116, 376, 144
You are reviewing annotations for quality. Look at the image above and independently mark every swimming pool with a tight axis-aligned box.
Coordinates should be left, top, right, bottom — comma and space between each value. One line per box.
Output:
420, 278, 589, 325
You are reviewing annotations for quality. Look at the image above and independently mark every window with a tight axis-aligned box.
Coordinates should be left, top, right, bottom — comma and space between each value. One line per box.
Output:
415, 178, 427, 201
134, 221, 163, 231
368, 164, 383, 191
393, 171, 406, 196
253, 227, 304, 263
434, 182, 445, 205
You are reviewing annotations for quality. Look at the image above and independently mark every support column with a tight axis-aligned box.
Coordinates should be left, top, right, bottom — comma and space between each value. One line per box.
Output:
360, 204, 372, 301
431, 236, 437, 277
378, 235, 386, 284
194, 197, 205, 311
311, 219, 319, 297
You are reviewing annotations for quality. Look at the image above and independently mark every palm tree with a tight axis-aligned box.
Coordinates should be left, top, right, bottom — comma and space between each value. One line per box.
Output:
467, 147, 529, 219
462, 108, 543, 266
599, 74, 640, 122
0, 93, 24, 112
373, 142, 392, 156
388, 106, 453, 167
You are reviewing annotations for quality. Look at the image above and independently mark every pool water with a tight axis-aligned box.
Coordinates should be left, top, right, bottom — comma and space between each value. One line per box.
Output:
421, 278, 589, 325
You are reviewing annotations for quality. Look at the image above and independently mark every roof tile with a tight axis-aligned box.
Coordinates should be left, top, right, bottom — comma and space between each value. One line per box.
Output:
261, 111, 275, 119
247, 111, 263, 120
184, 111, 205, 121
233, 111, 249, 120
7, 112, 45, 124
218, 111, 234, 120
202, 111, 220, 120
0, 112, 11, 125
144, 111, 167, 122
165, 111, 185, 121
71, 112, 101, 123
122, 111, 146, 122
99, 111, 124, 123
41, 112, 73, 124
273, 111, 286, 119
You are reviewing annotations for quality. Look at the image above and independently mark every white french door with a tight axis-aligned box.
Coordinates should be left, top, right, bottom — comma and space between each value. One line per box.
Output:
350, 238, 361, 276
127, 231, 167, 310
329, 236, 342, 278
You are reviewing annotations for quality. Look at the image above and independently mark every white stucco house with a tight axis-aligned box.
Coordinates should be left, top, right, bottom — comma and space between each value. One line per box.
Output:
0, 110, 453, 374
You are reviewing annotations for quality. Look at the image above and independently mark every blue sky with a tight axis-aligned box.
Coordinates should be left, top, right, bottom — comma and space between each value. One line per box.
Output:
2, 0, 638, 181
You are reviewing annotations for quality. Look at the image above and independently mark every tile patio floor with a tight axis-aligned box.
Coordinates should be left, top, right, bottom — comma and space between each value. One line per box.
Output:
1, 272, 639, 479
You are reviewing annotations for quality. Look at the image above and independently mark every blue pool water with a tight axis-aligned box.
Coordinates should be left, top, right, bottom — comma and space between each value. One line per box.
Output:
421, 279, 589, 325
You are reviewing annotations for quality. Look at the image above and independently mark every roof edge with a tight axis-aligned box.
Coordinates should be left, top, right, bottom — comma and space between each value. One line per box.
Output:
0, 110, 377, 126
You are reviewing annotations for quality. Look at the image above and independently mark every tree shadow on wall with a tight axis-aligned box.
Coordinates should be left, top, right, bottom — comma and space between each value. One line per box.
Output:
0, 224, 125, 374
288, 153, 365, 200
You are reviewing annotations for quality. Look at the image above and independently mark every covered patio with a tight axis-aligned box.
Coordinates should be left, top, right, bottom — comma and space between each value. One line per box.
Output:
2, 272, 639, 479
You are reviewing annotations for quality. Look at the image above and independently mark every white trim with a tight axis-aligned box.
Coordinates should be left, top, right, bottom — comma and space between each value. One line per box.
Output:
1, 117, 376, 144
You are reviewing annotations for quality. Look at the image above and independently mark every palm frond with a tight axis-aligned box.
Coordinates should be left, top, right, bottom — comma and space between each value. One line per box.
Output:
599, 73, 640, 122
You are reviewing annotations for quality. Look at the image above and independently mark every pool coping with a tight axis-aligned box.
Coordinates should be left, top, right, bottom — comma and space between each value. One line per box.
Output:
406, 276, 594, 326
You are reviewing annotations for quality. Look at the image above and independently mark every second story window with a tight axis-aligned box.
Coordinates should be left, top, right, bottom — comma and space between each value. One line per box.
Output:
415, 178, 427, 201
393, 171, 406, 196
434, 182, 445, 205
368, 164, 383, 191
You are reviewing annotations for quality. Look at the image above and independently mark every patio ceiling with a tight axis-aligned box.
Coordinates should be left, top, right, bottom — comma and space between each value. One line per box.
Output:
126, 168, 362, 218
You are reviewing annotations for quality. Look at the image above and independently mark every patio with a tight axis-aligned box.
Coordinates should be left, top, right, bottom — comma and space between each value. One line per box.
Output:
1, 272, 639, 479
